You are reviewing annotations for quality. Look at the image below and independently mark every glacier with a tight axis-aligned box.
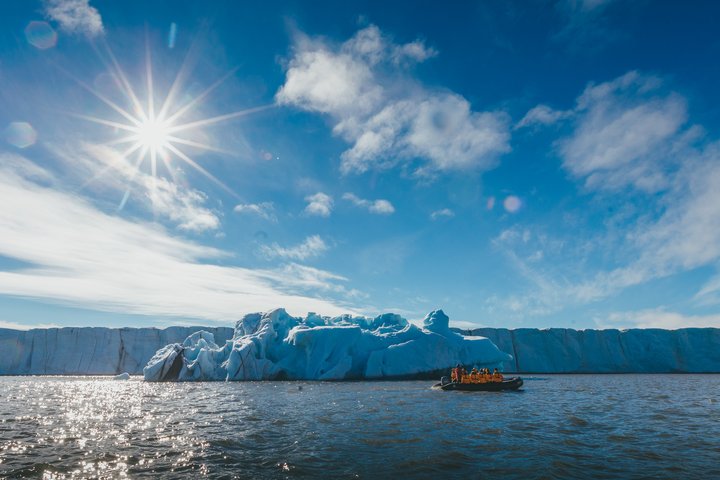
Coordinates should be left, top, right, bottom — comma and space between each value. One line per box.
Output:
143, 309, 512, 381
0, 325, 233, 375
2, 315, 719, 377
470, 327, 720, 373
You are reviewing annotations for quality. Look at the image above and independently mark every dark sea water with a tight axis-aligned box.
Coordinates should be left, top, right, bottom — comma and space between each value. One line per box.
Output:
0, 375, 719, 479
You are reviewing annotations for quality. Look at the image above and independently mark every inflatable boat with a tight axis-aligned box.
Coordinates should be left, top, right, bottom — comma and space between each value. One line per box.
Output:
433, 376, 523, 391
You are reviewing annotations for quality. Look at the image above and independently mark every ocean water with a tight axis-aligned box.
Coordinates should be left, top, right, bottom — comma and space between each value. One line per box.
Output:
0, 375, 718, 479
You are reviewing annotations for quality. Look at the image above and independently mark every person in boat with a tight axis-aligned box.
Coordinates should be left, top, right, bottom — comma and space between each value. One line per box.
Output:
452, 364, 462, 383
492, 368, 503, 382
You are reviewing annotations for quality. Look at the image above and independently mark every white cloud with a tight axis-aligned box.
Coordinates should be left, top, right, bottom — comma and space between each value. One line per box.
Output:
0, 156, 354, 321
391, 40, 437, 64
556, 143, 720, 303
597, 309, 720, 329
489, 149, 720, 321
430, 208, 454, 220
146, 178, 220, 233
43, 0, 103, 37
259, 235, 329, 261
0, 320, 61, 330
515, 104, 572, 129
695, 272, 720, 306
528, 73, 720, 303
342, 192, 395, 215
79, 144, 221, 233
276, 25, 510, 176
304, 192, 333, 217
491, 147, 720, 313
0, 153, 54, 183
273, 263, 347, 287
559, 71, 690, 193
234, 202, 277, 222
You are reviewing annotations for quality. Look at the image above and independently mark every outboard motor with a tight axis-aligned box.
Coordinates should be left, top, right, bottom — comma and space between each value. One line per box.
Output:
440, 375, 451, 386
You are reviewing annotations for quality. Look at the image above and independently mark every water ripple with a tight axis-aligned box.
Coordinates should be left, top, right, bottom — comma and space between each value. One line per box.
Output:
0, 375, 719, 478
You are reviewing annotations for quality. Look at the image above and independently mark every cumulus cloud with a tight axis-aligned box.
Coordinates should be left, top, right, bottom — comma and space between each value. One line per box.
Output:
0, 156, 354, 320
342, 192, 395, 215
276, 25, 510, 176
304, 192, 333, 217
234, 202, 277, 222
430, 208, 454, 220
259, 235, 329, 261
43, 0, 103, 37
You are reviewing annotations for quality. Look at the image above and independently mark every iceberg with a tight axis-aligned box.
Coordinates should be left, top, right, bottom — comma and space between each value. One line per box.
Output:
143, 308, 513, 381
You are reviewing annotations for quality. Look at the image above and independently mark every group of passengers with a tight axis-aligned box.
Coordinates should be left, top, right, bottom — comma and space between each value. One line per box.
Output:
450, 364, 504, 383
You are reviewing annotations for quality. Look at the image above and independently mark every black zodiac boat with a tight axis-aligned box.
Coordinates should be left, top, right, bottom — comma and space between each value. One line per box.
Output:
433, 376, 523, 391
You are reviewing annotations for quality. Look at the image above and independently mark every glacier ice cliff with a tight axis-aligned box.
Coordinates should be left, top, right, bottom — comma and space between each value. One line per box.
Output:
469, 327, 720, 373
143, 309, 512, 381
0, 325, 233, 375
2, 317, 719, 377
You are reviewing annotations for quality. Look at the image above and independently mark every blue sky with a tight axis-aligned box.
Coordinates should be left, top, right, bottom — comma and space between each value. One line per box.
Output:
2, 0, 720, 330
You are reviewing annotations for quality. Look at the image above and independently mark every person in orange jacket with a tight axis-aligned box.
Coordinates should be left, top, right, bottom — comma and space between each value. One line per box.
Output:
451, 364, 462, 383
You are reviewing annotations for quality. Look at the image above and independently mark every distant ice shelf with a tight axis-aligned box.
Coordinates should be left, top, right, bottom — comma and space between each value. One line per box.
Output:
143, 309, 512, 381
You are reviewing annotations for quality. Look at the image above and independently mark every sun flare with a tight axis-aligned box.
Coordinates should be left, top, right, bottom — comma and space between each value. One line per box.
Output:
71, 41, 271, 208
135, 117, 171, 153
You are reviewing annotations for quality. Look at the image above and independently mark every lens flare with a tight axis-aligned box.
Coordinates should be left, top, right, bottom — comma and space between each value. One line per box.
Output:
503, 195, 522, 213
168, 23, 177, 49
25, 21, 58, 50
5, 122, 37, 148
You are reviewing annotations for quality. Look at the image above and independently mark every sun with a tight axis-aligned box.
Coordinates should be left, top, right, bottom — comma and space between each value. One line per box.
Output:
70, 41, 271, 208
135, 117, 170, 153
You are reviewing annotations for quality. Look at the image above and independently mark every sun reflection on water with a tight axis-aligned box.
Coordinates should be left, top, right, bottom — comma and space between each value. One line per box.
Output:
0, 378, 212, 478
